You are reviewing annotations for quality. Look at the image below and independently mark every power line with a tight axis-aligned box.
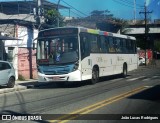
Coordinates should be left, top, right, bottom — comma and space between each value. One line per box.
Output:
3, 14, 33, 36
61, 0, 88, 17
3, 15, 14, 33
112, 0, 143, 9
60, 9, 83, 18
120, 0, 143, 7
52, 0, 85, 18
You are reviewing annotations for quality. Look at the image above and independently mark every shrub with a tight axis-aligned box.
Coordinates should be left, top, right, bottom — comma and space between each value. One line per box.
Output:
18, 74, 25, 81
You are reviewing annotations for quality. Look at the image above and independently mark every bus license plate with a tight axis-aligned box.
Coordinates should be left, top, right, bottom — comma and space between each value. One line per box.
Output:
53, 76, 60, 80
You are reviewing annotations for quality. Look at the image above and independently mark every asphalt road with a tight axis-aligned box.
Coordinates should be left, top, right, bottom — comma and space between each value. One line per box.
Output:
0, 66, 160, 123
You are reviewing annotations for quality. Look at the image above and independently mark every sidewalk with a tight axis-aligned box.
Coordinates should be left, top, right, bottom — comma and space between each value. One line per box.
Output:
156, 60, 160, 66
15, 79, 52, 89
0, 79, 48, 94
15, 79, 42, 88
147, 59, 160, 67
16, 79, 38, 85
1, 79, 49, 94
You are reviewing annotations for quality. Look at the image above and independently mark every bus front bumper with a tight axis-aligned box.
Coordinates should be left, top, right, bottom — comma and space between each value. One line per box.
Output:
38, 70, 81, 82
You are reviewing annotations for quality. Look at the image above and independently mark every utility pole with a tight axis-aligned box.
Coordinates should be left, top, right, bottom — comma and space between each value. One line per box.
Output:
29, 0, 42, 79
133, 0, 136, 23
69, 8, 70, 18
57, 0, 61, 27
36, 0, 42, 29
139, 1, 152, 66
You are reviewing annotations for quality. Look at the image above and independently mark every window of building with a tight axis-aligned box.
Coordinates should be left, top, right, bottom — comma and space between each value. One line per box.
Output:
8, 47, 14, 62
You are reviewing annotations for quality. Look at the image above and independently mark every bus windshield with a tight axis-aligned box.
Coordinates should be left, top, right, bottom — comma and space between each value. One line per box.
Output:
37, 36, 79, 65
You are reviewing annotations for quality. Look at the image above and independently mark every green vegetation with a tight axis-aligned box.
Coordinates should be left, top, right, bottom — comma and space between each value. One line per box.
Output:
90, 10, 113, 19
18, 74, 25, 81
43, 9, 64, 28
154, 40, 160, 52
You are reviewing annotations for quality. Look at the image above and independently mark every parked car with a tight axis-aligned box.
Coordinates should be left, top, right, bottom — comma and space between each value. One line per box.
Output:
0, 60, 15, 88
138, 57, 145, 66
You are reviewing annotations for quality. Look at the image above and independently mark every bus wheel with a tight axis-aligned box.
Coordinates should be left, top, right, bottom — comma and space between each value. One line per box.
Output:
91, 67, 99, 84
122, 64, 127, 78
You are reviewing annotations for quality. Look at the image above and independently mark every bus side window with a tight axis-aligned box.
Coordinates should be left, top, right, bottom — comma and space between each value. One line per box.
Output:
121, 39, 126, 53
108, 37, 116, 53
80, 35, 90, 59
100, 36, 108, 53
131, 40, 136, 53
90, 35, 100, 53
127, 40, 132, 53
115, 38, 121, 53
132, 40, 137, 53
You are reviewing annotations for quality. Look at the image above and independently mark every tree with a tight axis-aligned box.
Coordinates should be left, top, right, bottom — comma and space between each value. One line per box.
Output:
90, 10, 113, 20
120, 21, 133, 34
44, 9, 64, 28
154, 40, 160, 52
87, 10, 123, 32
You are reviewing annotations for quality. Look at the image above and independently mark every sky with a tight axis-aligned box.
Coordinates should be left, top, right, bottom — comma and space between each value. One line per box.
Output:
0, 0, 159, 20
147, 0, 160, 20
50, 0, 160, 20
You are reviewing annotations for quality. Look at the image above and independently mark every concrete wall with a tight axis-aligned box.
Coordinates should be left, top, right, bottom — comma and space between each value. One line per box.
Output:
4, 25, 38, 80
18, 48, 37, 79
124, 27, 160, 34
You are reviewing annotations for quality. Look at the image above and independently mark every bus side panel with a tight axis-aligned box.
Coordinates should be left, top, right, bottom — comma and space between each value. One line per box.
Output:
127, 54, 138, 72
115, 54, 126, 74
100, 54, 115, 77
81, 53, 113, 80
81, 56, 92, 81
81, 53, 138, 81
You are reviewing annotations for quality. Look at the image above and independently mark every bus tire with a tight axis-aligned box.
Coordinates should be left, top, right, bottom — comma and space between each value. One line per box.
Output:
91, 67, 99, 84
122, 64, 127, 78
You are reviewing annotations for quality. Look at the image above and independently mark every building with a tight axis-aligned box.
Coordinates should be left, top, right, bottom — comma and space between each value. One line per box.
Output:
0, 0, 68, 80
123, 23, 160, 50
0, 35, 19, 61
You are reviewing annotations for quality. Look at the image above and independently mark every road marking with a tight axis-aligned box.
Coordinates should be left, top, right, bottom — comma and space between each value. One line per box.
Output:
144, 86, 153, 88
152, 76, 159, 78
110, 78, 123, 82
142, 78, 150, 81
142, 76, 160, 81
126, 76, 145, 81
49, 86, 147, 123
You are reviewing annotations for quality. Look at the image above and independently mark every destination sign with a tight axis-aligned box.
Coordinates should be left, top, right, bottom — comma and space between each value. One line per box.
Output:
39, 28, 78, 37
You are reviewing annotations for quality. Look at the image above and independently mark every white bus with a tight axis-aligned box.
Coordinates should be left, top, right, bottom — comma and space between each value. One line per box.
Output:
35, 27, 138, 84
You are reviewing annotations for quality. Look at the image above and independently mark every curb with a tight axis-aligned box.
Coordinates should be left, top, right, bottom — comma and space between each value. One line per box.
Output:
0, 81, 51, 95
26, 82, 50, 89
0, 85, 27, 95
16, 81, 51, 89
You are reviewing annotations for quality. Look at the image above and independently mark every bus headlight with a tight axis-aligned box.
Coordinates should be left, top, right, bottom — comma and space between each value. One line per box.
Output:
72, 62, 79, 71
